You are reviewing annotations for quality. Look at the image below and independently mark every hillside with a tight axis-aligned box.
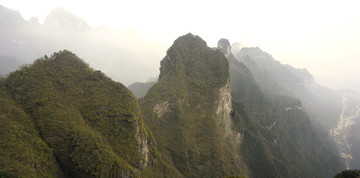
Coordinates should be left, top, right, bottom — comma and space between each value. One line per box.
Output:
0, 87, 65, 177
218, 39, 343, 177
0, 50, 180, 177
233, 47, 342, 130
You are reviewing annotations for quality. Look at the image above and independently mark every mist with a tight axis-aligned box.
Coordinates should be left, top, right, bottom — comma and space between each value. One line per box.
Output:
0, 6, 165, 85
1, 1, 360, 175
3, 0, 360, 91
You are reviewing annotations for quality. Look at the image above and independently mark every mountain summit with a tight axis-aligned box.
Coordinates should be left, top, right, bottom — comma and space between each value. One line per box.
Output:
44, 7, 90, 31
217, 38, 232, 57
141, 33, 247, 177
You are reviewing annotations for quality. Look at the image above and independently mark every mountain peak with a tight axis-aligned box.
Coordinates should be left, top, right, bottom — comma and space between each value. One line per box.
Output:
0, 5, 26, 28
141, 34, 239, 177
217, 38, 231, 57
44, 7, 90, 31
171, 33, 207, 50
159, 34, 228, 88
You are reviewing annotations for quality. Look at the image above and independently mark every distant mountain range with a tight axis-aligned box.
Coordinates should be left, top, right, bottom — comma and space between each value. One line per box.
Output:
0, 5, 163, 85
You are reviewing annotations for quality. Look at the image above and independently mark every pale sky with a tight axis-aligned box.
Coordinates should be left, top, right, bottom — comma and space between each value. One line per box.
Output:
1, 0, 360, 91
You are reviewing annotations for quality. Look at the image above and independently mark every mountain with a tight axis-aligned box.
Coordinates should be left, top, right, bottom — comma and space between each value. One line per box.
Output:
218, 39, 343, 177
138, 34, 343, 177
0, 87, 65, 177
0, 50, 180, 177
44, 7, 90, 32
233, 47, 343, 130
0, 24, 346, 176
128, 81, 157, 98
0, 5, 162, 85
140, 34, 248, 177
231, 45, 360, 169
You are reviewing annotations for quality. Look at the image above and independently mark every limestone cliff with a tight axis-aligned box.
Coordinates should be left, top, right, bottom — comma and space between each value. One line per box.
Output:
141, 33, 248, 177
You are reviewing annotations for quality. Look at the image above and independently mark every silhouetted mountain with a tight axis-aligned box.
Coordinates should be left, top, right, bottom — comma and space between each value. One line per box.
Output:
128, 81, 157, 98
233, 45, 360, 170
44, 7, 90, 32
219, 38, 343, 177
0, 5, 162, 85
234, 47, 342, 130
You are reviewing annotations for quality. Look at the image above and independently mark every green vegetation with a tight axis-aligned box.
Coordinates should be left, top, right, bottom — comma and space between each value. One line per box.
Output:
224, 175, 247, 178
334, 169, 360, 178
0, 88, 63, 177
0, 50, 179, 177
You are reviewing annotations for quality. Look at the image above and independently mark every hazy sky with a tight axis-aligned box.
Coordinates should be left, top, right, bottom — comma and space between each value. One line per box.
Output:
1, 0, 359, 91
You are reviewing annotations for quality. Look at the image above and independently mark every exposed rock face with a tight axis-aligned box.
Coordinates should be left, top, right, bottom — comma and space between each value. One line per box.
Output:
215, 80, 244, 146
141, 33, 247, 177
153, 101, 170, 118
216, 80, 233, 137
135, 123, 149, 170
217, 39, 232, 57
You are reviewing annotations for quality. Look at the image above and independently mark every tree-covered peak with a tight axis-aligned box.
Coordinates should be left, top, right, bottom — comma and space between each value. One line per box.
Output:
158, 33, 229, 91
171, 33, 207, 50
45, 50, 87, 64
1, 49, 182, 177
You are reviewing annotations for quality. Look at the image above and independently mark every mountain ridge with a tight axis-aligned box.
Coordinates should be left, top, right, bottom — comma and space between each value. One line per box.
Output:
0, 50, 181, 177
218, 38, 343, 177
0, 30, 346, 177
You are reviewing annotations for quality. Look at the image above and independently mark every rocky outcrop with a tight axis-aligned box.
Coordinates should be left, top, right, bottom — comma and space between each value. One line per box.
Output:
135, 123, 149, 170
217, 38, 232, 57
215, 79, 244, 145
153, 101, 170, 118
216, 80, 233, 137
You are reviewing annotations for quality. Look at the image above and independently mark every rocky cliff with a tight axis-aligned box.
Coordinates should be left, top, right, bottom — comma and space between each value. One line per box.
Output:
141, 34, 248, 177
